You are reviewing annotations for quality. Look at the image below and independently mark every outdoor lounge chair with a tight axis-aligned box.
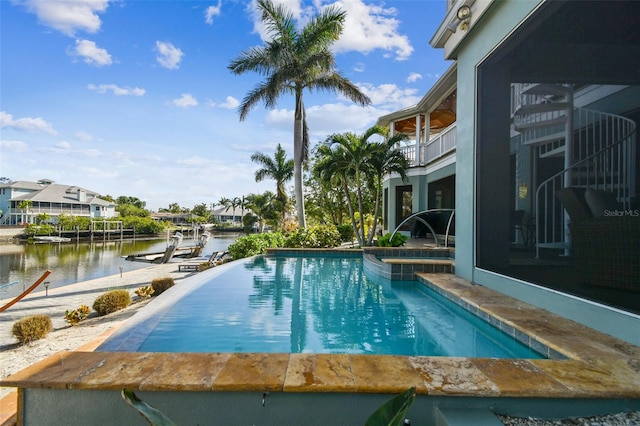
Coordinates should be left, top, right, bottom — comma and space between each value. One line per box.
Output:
556, 187, 640, 292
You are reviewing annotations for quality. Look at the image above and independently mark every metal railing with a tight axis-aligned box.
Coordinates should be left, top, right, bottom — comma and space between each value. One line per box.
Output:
390, 209, 456, 248
535, 108, 636, 257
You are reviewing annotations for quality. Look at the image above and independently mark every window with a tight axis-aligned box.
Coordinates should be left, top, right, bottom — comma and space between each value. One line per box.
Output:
476, 1, 640, 314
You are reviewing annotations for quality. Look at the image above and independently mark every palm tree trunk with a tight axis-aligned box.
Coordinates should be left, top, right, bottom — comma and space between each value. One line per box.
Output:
294, 92, 306, 229
355, 171, 366, 245
367, 181, 382, 246
342, 179, 363, 246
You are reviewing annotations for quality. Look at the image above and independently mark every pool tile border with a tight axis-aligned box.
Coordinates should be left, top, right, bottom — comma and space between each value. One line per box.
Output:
2, 271, 640, 402
3, 250, 640, 410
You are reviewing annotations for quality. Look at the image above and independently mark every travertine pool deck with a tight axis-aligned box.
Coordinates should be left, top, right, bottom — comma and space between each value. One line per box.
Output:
3, 272, 639, 411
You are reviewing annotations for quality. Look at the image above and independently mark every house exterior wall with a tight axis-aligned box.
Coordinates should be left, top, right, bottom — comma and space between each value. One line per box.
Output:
450, 0, 541, 281
447, 0, 640, 345
383, 161, 456, 234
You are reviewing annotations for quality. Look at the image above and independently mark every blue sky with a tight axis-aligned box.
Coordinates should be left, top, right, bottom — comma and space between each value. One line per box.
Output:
1, 0, 451, 211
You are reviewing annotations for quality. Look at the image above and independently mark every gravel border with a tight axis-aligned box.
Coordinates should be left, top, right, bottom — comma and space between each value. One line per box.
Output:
498, 410, 640, 425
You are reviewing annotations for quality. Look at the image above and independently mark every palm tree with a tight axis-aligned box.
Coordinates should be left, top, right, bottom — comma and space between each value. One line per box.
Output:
245, 191, 278, 233
251, 144, 294, 224
229, 0, 371, 229
365, 129, 410, 245
314, 141, 363, 244
315, 126, 410, 246
17, 200, 33, 224
315, 133, 376, 246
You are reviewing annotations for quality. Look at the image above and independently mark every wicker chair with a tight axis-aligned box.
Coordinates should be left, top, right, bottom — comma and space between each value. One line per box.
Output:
557, 187, 640, 292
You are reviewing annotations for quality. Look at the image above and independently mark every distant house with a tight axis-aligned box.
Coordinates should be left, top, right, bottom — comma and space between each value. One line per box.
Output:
0, 179, 116, 225
150, 212, 200, 225
211, 206, 250, 226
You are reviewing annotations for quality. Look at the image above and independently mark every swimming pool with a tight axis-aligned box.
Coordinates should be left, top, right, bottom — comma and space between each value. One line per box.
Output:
99, 253, 543, 358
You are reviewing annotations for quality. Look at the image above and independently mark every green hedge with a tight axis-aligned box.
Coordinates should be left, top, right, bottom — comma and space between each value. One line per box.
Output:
228, 225, 344, 260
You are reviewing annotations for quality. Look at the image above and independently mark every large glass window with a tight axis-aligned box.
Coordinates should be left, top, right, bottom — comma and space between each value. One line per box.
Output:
476, 1, 640, 314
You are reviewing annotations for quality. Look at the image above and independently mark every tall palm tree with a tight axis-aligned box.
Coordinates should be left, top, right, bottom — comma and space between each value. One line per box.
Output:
229, 0, 371, 229
316, 131, 380, 246
315, 126, 410, 246
314, 140, 363, 245
251, 144, 294, 224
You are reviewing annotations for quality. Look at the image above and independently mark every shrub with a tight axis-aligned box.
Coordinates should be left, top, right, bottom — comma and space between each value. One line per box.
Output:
93, 289, 131, 316
24, 223, 57, 237
64, 305, 91, 326
336, 224, 355, 243
12, 315, 53, 344
227, 232, 286, 260
150, 277, 175, 296
134, 285, 155, 299
377, 232, 408, 247
284, 225, 341, 248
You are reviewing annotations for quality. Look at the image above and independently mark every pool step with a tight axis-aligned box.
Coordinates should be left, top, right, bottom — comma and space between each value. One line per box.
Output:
381, 258, 454, 267
435, 407, 503, 426
362, 249, 455, 280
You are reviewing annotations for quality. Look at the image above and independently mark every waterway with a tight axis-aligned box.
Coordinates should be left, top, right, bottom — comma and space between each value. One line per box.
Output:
0, 233, 239, 301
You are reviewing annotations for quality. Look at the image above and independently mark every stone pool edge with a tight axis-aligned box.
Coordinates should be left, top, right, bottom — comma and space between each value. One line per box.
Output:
3, 271, 640, 401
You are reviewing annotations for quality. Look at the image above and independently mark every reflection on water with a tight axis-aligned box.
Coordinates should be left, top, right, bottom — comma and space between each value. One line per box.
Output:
0, 234, 238, 301
135, 255, 543, 358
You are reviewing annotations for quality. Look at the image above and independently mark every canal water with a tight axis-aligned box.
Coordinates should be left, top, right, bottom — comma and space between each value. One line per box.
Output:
0, 233, 239, 301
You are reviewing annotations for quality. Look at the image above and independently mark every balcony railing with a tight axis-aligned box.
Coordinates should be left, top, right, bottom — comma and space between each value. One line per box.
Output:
398, 123, 457, 167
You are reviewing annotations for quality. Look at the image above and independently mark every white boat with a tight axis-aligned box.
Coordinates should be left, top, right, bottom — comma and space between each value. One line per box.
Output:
34, 236, 72, 243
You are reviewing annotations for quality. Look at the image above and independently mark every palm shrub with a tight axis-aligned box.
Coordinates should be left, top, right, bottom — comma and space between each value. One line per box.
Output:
135, 285, 155, 299
12, 315, 53, 344
377, 233, 408, 247
64, 305, 91, 326
93, 289, 131, 316
150, 278, 175, 296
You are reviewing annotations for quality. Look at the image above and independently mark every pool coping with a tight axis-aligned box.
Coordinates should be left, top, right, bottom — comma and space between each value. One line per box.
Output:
2, 262, 640, 401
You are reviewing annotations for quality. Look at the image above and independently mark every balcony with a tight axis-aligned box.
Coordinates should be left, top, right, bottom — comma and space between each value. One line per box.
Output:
398, 123, 456, 167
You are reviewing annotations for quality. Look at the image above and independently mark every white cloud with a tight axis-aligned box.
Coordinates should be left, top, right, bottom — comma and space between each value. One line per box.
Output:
249, 1, 412, 60
219, 96, 240, 109
79, 149, 102, 158
204, 0, 222, 25
87, 84, 146, 96
177, 156, 209, 166
172, 93, 198, 108
407, 72, 422, 83
0, 140, 29, 153
56, 141, 71, 150
332, 1, 413, 60
70, 39, 112, 67
357, 83, 421, 109
264, 102, 380, 139
353, 62, 365, 73
74, 131, 94, 141
0, 111, 58, 135
20, 0, 110, 36
155, 41, 184, 70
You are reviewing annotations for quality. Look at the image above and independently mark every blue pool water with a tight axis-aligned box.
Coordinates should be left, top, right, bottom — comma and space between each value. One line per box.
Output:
102, 254, 543, 358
